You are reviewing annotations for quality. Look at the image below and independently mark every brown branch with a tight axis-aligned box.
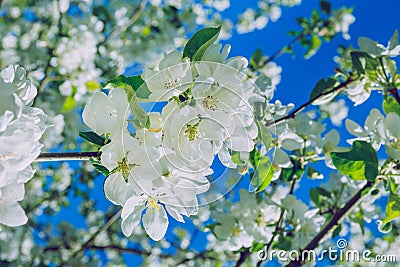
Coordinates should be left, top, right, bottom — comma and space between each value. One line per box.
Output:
34, 151, 101, 162
88, 245, 149, 255
388, 88, 400, 105
285, 180, 375, 267
266, 75, 356, 127
260, 33, 305, 68
58, 210, 121, 267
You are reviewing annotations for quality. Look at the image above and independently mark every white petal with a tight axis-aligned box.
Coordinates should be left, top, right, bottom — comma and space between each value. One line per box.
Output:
1, 183, 25, 201
121, 205, 143, 237
104, 173, 132, 206
0, 201, 28, 227
385, 113, 400, 139
121, 195, 144, 219
142, 206, 168, 241
165, 205, 185, 223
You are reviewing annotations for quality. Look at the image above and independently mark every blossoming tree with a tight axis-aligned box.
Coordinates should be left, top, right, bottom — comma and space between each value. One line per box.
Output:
0, 0, 399, 266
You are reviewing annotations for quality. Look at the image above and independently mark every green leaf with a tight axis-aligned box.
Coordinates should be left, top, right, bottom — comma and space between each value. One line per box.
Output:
62, 95, 76, 113
279, 158, 304, 182
307, 165, 323, 179
255, 75, 272, 92
389, 30, 399, 51
296, 17, 309, 28
383, 180, 400, 224
93, 5, 112, 24
310, 188, 320, 205
310, 10, 320, 25
383, 94, 400, 116
274, 235, 292, 250
231, 151, 245, 165
250, 149, 273, 192
106, 75, 150, 130
378, 220, 392, 233
129, 97, 149, 130
350, 51, 380, 77
79, 131, 107, 146
350, 210, 365, 234
250, 242, 265, 253
316, 187, 332, 198
92, 163, 110, 176
89, 158, 110, 176
85, 81, 101, 92
105, 75, 151, 101
319, 1, 332, 14
331, 140, 378, 181
358, 37, 384, 56
250, 48, 263, 69
256, 120, 272, 149
305, 34, 322, 59
183, 26, 221, 61
350, 51, 366, 74
310, 77, 336, 100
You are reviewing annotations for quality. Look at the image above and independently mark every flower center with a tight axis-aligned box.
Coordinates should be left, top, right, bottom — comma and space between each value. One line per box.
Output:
202, 95, 218, 110
117, 157, 130, 182
164, 78, 179, 89
231, 226, 241, 237
184, 124, 200, 141
146, 197, 161, 212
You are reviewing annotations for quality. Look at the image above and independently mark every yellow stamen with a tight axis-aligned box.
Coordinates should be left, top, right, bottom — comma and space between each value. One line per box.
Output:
117, 157, 130, 182
184, 124, 200, 141
146, 197, 161, 212
231, 227, 241, 236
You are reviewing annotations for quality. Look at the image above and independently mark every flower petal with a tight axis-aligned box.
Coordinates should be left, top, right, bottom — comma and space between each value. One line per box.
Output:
142, 206, 168, 241
0, 201, 28, 227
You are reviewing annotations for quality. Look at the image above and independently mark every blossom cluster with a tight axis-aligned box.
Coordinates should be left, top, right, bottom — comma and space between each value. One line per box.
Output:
82, 44, 258, 240
0, 65, 47, 227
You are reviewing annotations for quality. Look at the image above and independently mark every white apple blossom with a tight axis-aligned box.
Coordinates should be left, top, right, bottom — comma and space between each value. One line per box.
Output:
82, 88, 130, 139
345, 108, 386, 150
141, 50, 193, 102
0, 65, 47, 227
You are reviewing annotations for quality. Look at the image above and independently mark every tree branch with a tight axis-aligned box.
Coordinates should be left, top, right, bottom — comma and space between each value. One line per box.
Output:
98, 0, 147, 46
266, 75, 356, 127
260, 34, 305, 68
88, 244, 149, 256
59, 210, 121, 267
388, 88, 400, 105
285, 180, 375, 267
34, 151, 101, 162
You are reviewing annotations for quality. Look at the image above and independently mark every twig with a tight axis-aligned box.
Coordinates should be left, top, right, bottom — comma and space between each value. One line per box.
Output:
266, 75, 356, 127
34, 151, 101, 162
260, 33, 306, 68
388, 88, 400, 105
87, 245, 149, 256
59, 209, 121, 267
98, 0, 147, 46
285, 180, 375, 267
